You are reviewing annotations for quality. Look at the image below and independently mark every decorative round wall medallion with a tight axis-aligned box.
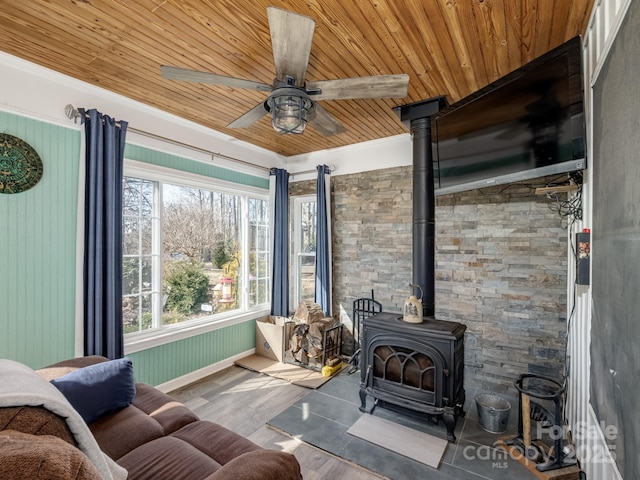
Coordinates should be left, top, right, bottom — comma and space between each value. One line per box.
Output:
0, 134, 44, 194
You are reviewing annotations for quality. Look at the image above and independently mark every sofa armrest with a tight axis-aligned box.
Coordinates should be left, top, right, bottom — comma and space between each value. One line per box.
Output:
0, 406, 75, 445
203, 450, 302, 480
37, 356, 109, 382
0, 430, 102, 480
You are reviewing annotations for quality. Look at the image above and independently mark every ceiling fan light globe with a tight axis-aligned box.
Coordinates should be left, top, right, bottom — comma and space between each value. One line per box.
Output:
270, 92, 313, 134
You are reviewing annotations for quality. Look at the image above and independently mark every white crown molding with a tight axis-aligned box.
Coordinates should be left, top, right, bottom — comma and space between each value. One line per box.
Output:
0, 50, 409, 177
0, 51, 286, 175
287, 133, 412, 181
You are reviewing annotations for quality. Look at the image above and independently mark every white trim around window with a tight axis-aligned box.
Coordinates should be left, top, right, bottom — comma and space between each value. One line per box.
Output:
290, 194, 317, 310
124, 160, 269, 198
124, 307, 269, 354
122, 159, 270, 353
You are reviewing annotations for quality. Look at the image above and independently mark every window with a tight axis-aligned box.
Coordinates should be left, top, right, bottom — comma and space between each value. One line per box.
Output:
123, 178, 160, 334
291, 195, 316, 307
248, 198, 270, 306
122, 165, 270, 339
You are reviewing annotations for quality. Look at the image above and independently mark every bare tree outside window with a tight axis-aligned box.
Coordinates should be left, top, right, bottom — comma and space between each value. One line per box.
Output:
122, 177, 158, 334
122, 174, 268, 336
162, 184, 242, 326
248, 198, 270, 306
298, 200, 317, 305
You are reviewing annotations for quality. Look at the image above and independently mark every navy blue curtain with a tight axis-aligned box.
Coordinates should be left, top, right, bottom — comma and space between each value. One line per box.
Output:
270, 168, 289, 317
315, 165, 332, 316
80, 108, 128, 359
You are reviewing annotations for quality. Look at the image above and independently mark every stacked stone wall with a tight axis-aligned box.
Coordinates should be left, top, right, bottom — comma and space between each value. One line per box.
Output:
291, 166, 568, 393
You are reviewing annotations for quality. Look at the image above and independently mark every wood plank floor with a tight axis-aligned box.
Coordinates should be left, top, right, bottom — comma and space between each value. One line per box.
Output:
169, 365, 384, 480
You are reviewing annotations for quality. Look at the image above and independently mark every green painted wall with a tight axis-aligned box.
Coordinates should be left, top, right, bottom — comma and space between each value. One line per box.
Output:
0, 112, 80, 368
124, 144, 270, 189
1, 110, 266, 382
127, 319, 256, 386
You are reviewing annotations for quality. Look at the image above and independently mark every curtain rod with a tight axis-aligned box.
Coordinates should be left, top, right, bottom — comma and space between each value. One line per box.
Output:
290, 165, 334, 177
64, 104, 271, 173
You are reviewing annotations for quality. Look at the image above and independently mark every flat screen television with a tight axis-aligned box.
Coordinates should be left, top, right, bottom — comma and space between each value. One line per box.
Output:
432, 36, 586, 195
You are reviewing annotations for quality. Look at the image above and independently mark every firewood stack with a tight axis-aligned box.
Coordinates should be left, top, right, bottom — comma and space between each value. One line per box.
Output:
284, 301, 341, 370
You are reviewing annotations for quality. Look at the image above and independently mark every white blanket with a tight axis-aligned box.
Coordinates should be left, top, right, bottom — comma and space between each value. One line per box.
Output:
0, 359, 127, 480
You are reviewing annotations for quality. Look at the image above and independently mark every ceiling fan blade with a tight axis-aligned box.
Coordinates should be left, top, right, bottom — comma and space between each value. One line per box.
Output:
267, 7, 315, 86
307, 74, 410, 100
161, 65, 272, 92
308, 103, 347, 137
227, 102, 269, 129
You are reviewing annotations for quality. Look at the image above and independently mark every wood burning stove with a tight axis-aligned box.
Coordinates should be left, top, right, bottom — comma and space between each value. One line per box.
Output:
359, 312, 466, 442
357, 98, 465, 442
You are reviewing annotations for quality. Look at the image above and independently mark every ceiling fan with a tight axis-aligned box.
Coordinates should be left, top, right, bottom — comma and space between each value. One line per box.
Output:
160, 7, 409, 136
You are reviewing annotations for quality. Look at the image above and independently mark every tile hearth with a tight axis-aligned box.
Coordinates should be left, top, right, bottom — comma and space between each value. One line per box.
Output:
171, 364, 538, 480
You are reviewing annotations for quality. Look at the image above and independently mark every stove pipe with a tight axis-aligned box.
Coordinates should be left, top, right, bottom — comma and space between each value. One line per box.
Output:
411, 118, 435, 318
395, 97, 445, 319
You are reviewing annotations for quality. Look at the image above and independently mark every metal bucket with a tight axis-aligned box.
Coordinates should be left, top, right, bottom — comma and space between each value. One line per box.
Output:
475, 394, 511, 434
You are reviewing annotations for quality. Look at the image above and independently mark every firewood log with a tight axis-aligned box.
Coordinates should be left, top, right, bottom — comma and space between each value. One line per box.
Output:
292, 301, 325, 324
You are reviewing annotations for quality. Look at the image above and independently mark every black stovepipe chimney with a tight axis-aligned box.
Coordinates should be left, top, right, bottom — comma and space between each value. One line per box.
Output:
411, 117, 435, 317
395, 97, 446, 319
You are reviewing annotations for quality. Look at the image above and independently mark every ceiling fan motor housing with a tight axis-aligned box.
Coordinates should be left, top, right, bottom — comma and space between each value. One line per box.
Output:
266, 87, 314, 134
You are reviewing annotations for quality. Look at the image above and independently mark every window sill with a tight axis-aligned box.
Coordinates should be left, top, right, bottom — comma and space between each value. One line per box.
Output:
124, 307, 270, 355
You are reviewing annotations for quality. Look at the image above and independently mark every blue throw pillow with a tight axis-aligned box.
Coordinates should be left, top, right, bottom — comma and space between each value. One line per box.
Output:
50, 357, 136, 424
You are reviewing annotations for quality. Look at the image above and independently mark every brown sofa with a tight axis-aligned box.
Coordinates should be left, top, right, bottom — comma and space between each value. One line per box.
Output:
0, 356, 302, 480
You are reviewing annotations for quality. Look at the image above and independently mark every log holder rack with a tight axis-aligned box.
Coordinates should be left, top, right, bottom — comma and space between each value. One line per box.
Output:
283, 321, 343, 372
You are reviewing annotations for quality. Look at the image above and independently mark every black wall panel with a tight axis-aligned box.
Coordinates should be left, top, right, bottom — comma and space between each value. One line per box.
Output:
591, 1, 640, 477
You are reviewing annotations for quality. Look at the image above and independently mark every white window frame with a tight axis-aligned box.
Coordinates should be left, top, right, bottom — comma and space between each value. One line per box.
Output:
122, 177, 162, 334
291, 194, 316, 310
123, 160, 270, 354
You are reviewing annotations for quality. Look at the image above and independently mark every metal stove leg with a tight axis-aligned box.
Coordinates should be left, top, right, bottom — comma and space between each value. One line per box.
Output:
442, 410, 457, 443
358, 388, 368, 413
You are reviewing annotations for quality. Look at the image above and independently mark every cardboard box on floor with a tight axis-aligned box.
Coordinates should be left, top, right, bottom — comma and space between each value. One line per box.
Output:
239, 309, 345, 389
255, 315, 287, 362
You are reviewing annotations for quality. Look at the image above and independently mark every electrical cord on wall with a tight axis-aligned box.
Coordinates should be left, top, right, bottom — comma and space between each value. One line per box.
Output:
474, 172, 584, 227
562, 191, 586, 428
546, 185, 582, 224
559, 229, 578, 432
559, 171, 583, 386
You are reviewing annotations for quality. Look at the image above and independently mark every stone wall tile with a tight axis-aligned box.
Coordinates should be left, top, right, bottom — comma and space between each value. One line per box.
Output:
292, 167, 568, 395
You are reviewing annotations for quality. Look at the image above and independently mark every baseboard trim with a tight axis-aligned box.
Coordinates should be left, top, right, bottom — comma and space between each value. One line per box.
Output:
155, 349, 255, 393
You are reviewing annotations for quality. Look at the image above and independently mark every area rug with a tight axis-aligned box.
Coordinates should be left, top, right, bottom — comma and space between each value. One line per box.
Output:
347, 413, 447, 468
234, 354, 343, 389
266, 371, 453, 480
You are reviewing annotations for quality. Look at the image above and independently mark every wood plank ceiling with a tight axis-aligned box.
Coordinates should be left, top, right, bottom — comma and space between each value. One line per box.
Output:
0, 0, 593, 157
